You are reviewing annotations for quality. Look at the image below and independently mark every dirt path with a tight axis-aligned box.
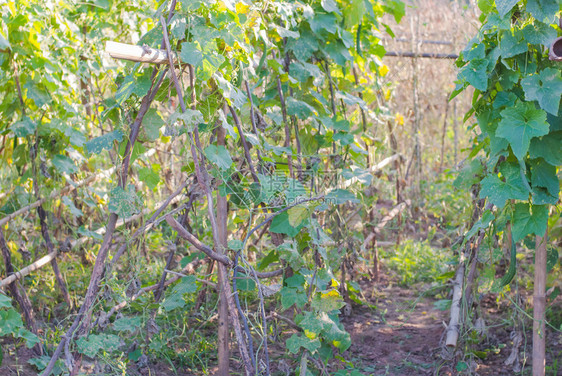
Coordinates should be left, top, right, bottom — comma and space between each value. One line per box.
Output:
341, 275, 448, 376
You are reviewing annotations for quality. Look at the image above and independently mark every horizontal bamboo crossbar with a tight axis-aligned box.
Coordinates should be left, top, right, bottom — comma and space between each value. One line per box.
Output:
105, 41, 177, 64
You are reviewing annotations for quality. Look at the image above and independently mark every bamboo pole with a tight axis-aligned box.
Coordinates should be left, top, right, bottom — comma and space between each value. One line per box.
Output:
446, 259, 464, 346
105, 41, 176, 65
533, 232, 547, 376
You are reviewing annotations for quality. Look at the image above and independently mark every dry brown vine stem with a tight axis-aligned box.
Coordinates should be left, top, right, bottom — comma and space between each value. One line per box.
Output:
39, 4, 179, 373
0, 185, 187, 290
165, 216, 232, 266
96, 257, 206, 328
160, 15, 254, 375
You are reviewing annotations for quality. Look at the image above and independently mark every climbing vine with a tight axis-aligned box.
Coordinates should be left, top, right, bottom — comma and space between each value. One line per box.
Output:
0, 0, 407, 374
454, 0, 562, 373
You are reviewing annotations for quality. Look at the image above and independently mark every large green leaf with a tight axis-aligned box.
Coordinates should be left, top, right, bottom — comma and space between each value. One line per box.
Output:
496, 102, 549, 160
280, 286, 308, 310
286, 333, 320, 354
108, 184, 143, 218
204, 145, 233, 170
0, 309, 23, 336
270, 211, 302, 237
529, 131, 562, 165
11, 117, 36, 138
180, 42, 203, 66
162, 276, 198, 311
530, 159, 559, 197
0, 294, 12, 309
522, 23, 557, 46
142, 109, 164, 141
480, 162, 529, 208
459, 59, 489, 92
526, 0, 558, 23
521, 68, 562, 116
495, 0, 519, 17
76, 334, 122, 358
52, 154, 77, 174
511, 203, 548, 242
85, 130, 124, 154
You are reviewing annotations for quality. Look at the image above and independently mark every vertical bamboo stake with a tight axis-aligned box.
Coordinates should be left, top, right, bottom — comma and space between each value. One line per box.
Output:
453, 100, 458, 166
410, 11, 422, 197
533, 231, 547, 376
216, 123, 230, 375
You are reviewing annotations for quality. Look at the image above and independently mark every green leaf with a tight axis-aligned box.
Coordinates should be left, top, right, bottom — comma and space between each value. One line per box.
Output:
85, 130, 124, 154
180, 42, 203, 66
138, 167, 160, 190
0, 309, 23, 336
274, 25, 300, 39
62, 196, 83, 217
459, 59, 488, 92
547, 247, 558, 272
480, 162, 529, 208
529, 131, 562, 166
522, 23, 557, 46
0, 33, 10, 50
344, 0, 366, 27
113, 316, 141, 332
215, 74, 246, 108
11, 117, 36, 138
236, 272, 256, 291
76, 334, 122, 358
526, 0, 558, 23
496, 102, 549, 160
65, 127, 86, 147
298, 312, 324, 334
321, 0, 341, 14
310, 14, 338, 34
77, 226, 103, 240
454, 159, 484, 190
288, 206, 310, 227
270, 211, 302, 237
0, 294, 12, 309
286, 334, 320, 354
24, 82, 51, 107
325, 189, 359, 204
52, 155, 77, 174
311, 292, 345, 312
511, 203, 548, 242
170, 109, 204, 132
530, 159, 559, 196
142, 109, 164, 141
288, 34, 318, 62
108, 184, 143, 218
286, 97, 317, 119
499, 30, 528, 58
162, 276, 198, 311
281, 287, 308, 309
521, 68, 562, 116
495, 0, 519, 17
15, 328, 40, 348
478, 0, 494, 13
115, 75, 135, 105
204, 145, 233, 170
464, 210, 495, 242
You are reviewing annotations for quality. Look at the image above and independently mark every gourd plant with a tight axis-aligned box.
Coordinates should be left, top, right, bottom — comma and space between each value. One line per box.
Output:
1, 0, 406, 374
454, 0, 562, 373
